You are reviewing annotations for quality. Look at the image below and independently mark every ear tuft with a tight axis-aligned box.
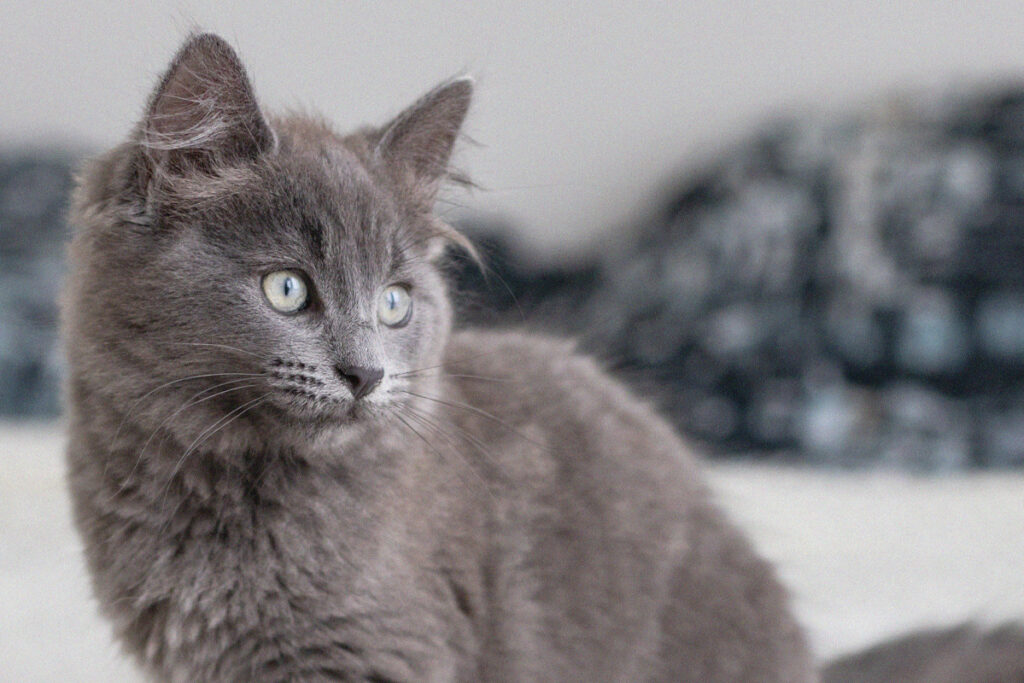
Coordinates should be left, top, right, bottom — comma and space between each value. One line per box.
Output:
140, 33, 273, 181
376, 76, 474, 199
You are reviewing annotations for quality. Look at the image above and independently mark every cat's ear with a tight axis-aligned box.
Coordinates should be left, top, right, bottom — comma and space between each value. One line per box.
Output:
375, 76, 473, 201
138, 33, 274, 184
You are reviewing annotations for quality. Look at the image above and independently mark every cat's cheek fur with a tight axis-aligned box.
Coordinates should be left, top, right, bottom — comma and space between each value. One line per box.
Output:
385, 274, 454, 379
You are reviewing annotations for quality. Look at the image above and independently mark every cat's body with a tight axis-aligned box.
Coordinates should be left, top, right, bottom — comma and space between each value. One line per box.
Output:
66, 329, 812, 682
63, 34, 814, 681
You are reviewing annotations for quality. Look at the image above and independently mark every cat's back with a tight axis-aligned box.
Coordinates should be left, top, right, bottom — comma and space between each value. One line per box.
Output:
440, 329, 816, 682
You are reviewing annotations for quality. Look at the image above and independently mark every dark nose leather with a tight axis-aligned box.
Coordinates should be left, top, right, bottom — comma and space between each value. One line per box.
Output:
336, 365, 384, 400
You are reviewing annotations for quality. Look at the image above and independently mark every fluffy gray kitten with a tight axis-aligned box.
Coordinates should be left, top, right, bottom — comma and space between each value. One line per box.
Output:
62, 34, 815, 682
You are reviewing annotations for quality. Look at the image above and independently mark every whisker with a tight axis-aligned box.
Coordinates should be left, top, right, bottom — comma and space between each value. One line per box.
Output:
402, 410, 494, 485
109, 371, 265, 453
153, 394, 269, 539
392, 411, 443, 461
392, 348, 513, 379
112, 380, 262, 497
390, 409, 495, 501
396, 371, 514, 384
392, 364, 447, 379
179, 394, 268, 464
475, 263, 528, 325
403, 403, 502, 469
397, 389, 546, 449
149, 341, 264, 359
403, 406, 477, 458
155, 394, 269, 511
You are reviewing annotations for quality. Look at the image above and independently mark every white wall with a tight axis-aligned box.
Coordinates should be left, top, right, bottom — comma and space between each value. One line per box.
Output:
5, 2, 1024, 259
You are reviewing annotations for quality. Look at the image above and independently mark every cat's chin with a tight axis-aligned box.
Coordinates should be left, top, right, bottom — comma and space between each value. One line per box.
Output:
265, 393, 386, 432
243, 400, 384, 458
284, 406, 395, 457
334, 400, 384, 425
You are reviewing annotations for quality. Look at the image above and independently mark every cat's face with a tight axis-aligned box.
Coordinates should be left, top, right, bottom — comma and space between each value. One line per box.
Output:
134, 133, 453, 426
65, 34, 473, 446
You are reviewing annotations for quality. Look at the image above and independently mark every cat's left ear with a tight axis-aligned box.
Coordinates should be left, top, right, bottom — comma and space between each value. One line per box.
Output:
375, 76, 473, 202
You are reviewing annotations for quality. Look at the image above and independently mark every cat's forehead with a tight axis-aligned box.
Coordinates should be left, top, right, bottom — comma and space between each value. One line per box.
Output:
245, 118, 407, 260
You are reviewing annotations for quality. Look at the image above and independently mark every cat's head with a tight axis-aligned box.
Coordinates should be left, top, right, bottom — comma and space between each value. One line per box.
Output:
64, 34, 474, 449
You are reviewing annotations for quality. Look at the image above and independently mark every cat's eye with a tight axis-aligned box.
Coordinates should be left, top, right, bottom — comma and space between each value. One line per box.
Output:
262, 270, 309, 314
378, 284, 412, 327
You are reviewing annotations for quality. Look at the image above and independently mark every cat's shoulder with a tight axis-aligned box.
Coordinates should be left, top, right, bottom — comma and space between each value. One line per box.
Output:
442, 329, 706, 541
443, 328, 688, 456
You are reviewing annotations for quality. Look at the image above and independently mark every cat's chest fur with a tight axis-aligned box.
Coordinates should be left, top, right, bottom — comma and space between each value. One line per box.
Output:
71, 417, 486, 682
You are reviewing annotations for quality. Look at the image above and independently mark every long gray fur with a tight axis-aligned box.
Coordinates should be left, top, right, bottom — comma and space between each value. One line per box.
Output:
62, 33, 815, 682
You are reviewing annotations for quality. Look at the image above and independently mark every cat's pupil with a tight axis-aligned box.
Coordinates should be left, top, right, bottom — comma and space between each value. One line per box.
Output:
386, 291, 397, 309
283, 278, 294, 296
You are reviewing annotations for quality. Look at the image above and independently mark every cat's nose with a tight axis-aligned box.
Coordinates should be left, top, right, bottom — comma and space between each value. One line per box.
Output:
336, 365, 384, 400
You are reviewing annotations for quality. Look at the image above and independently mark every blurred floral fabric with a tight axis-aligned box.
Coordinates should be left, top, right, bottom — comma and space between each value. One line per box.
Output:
455, 87, 1024, 470
0, 154, 72, 417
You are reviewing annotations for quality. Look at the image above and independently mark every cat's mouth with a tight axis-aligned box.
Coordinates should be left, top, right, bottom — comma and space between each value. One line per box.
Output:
264, 359, 392, 425
265, 382, 388, 427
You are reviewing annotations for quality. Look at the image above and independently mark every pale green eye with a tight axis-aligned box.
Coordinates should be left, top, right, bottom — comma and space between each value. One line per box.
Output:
262, 270, 309, 313
378, 284, 412, 327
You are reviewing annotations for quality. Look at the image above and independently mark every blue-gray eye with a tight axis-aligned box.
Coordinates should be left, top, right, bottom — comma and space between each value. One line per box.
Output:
262, 270, 309, 313
378, 284, 412, 327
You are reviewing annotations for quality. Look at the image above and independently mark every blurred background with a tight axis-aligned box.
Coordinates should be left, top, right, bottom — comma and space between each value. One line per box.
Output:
5, 1, 1024, 469
2, 2, 1024, 680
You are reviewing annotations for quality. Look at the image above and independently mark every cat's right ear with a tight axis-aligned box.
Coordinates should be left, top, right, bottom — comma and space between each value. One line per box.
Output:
375, 76, 474, 203
135, 33, 274, 190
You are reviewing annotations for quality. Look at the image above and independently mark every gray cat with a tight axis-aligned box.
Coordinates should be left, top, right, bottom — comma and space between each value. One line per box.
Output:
62, 33, 818, 682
